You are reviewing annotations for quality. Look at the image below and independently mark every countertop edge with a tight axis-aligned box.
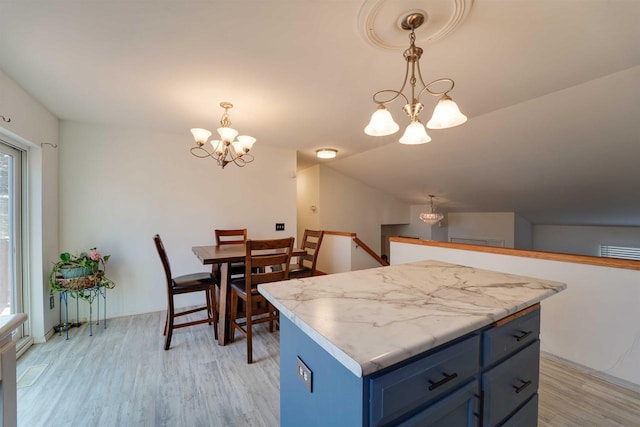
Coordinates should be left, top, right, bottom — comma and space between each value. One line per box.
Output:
259, 284, 364, 376
259, 282, 566, 378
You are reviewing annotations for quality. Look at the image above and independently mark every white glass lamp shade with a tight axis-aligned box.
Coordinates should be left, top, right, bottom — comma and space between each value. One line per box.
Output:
316, 148, 338, 159
217, 126, 239, 142
210, 140, 225, 156
399, 120, 431, 144
236, 135, 256, 152
419, 212, 444, 225
426, 95, 468, 129
364, 106, 399, 136
191, 128, 212, 144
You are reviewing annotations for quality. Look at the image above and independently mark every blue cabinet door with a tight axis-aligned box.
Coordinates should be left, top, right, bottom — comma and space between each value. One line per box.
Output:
397, 380, 479, 427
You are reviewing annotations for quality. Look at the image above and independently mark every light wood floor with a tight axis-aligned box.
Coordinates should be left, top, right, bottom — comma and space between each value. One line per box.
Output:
16, 311, 640, 427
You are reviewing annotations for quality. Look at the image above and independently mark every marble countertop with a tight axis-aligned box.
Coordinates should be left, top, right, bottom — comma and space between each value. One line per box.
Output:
259, 260, 566, 377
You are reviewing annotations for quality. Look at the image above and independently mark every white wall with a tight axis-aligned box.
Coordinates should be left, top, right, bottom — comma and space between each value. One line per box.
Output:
380, 204, 449, 261
296, 165, 320, 246
391, 240, 640, 390
58, 122, 297, 322
533, 225, 640, 256
313, 165, 409, 253
514, 214, 533, 249
316, 233, 380, 274
448, 212, 515, 247
0, 69, 59, 342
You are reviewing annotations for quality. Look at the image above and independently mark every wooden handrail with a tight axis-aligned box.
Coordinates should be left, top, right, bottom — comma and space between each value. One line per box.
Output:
324, 230, 357, 237
353, 236, 389, 266
390, 237, 640, 271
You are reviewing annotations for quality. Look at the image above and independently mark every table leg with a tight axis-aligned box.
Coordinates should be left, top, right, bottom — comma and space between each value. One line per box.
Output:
218, 262, 231, 345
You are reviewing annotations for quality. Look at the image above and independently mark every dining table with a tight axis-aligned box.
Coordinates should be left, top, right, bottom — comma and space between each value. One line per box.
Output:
192, 244, 306, 345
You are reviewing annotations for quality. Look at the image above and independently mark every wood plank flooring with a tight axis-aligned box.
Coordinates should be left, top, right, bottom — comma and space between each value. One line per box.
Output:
16, 311, 640, 426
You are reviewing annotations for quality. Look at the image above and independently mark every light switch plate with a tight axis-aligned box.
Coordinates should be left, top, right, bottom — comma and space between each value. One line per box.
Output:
296, 356, 313, 392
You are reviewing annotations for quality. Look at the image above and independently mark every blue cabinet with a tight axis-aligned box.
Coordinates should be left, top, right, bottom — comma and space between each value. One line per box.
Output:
280, 306, 542, 427
369, 335, 479, 426
482, 340, 540, 426
397, 380, 479, 427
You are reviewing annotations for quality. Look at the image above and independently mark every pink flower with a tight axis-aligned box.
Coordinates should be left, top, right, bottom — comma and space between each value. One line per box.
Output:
88, 250, 101, 261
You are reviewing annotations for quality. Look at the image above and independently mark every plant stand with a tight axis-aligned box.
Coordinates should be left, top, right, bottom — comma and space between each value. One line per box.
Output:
55, 274, 109, 340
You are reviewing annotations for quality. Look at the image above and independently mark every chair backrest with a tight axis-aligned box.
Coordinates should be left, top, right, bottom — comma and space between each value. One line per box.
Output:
153, 234, 173, 287
245, 237, 295, 290
215, 229, 247, 246
297, 229, 324, 272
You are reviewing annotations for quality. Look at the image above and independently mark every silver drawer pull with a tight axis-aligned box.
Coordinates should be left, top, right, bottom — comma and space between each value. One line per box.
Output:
513, 330, 532, 342
428, 372, 458, 391
513, 379, 532, 394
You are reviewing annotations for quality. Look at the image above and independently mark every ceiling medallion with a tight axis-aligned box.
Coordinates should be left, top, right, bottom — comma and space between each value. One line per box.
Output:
357, 0, 474, 50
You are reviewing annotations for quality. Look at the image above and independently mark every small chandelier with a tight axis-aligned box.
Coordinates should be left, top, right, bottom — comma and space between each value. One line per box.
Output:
190, 102, 256, 168
365, 12, 467, 144
420, 195, 444, 225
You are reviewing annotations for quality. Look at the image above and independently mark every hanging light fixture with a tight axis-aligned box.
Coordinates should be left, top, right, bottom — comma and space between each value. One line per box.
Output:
364, 12, 467, 144
190, 102, 256, 168
420, 195, 444, 225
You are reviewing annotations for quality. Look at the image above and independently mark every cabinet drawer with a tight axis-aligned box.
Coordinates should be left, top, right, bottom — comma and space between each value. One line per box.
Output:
501, 394, 538, 427
369, 335, 480, 427
397, 380, 479, 427
483, 307, 540, 367
482, 340, 540, 427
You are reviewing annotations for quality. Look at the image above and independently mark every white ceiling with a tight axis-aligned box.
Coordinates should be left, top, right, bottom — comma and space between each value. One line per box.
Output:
1, 0, 639, 226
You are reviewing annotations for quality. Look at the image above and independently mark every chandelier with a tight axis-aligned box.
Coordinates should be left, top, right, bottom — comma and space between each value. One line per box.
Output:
420, 195, 444, 225
364, 12, 467, 144
190, 102, 256, 168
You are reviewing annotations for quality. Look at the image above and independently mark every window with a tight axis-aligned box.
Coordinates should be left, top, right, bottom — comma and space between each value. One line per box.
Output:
600, 244, 640, 261
450, 237, 505, 247
0, 140, 25, 337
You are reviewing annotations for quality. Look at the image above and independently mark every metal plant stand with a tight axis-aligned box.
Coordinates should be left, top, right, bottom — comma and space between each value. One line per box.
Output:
56, 279, 109, 340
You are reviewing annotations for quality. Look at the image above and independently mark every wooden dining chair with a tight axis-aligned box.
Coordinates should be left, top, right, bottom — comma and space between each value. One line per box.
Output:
214, 228, 248, 281
289, 229, 324, 279
229, 237, 294, 363
153, 234, 218, 350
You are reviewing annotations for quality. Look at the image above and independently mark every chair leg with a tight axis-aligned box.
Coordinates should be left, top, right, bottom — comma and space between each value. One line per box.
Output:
246, 295, 253, 364
164, 296, 175, 351
210, 285, 218, 341
229, 291, 238, 343
206, 288, 212, 326
163, 311, 169, 336
268, 302, 274, 333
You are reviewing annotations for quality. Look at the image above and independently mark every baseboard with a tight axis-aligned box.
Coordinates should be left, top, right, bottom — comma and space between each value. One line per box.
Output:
541, 350, 640, 393
43, 326, 56, 342
16, 336, 34, 359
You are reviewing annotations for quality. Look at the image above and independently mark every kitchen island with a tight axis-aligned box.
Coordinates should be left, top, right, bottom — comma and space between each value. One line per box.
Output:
259, 260, 566, 427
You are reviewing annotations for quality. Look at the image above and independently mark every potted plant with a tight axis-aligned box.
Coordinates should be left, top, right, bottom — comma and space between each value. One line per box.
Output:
49, 248, 115, 294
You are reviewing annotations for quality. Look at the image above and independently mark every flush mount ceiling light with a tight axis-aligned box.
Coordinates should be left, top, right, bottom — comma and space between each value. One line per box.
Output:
420, 195, 444, 225
190, 102, 256, 169
364, 12, 467, 145
316, 148, 338, 159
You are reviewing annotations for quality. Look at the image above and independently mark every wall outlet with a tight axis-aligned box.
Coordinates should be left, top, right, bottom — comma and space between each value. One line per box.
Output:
276, 223, 285, 231
49, 294, 55, 309
296, 356, 313, 392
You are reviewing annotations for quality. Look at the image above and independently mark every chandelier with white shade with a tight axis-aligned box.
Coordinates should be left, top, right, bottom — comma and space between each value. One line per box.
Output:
364, 12, 467, 145
190, 102, 256, 168
420, 195, 444, 225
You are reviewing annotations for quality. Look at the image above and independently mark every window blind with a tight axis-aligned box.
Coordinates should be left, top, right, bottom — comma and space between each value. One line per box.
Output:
600, 244, 640, 261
